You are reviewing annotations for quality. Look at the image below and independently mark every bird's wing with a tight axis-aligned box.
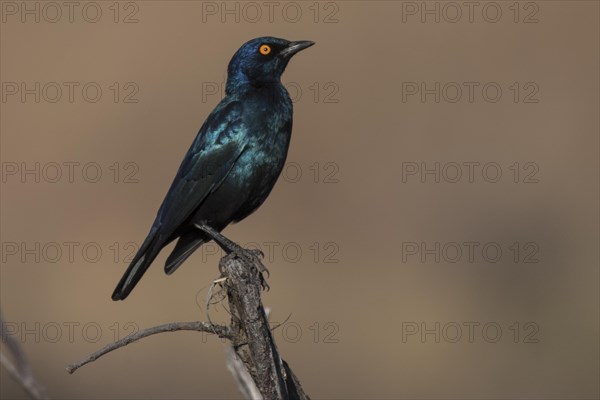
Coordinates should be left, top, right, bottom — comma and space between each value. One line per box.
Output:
154, 99, 248, 239
111, 99, 248, 300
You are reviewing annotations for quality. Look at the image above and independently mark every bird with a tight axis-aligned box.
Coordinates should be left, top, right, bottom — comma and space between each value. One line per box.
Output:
111, 37, 315, 300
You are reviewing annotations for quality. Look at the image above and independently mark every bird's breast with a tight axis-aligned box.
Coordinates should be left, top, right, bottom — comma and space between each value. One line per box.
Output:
233, 85, 294, 179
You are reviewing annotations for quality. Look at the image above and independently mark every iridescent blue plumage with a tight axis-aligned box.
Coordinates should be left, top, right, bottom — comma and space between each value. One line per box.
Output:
112, 37, 314, 300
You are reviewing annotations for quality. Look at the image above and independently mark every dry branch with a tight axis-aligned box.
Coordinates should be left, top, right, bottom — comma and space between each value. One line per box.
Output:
66, 321, 231, 374
221, 254, 309, 400
67, 253, 309, 399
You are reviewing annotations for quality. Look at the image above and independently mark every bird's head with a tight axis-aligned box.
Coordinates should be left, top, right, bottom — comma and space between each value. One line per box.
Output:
226, 37, 315, 93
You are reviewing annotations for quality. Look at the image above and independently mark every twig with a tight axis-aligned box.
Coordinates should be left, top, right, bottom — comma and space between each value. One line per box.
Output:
66, 321, 231, 374
0, 310, 48, 399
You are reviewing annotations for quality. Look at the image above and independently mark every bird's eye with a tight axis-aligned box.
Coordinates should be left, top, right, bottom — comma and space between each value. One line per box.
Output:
259, 45, 271, 56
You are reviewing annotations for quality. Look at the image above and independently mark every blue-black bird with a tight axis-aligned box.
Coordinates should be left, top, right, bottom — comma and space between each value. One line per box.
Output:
111, 37, 315, 300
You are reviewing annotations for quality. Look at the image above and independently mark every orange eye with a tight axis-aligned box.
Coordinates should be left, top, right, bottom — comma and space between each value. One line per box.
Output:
259, 45, 271, 55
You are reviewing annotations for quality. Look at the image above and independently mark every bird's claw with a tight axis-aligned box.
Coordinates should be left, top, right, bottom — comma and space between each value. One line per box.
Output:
232, 247, 270, 291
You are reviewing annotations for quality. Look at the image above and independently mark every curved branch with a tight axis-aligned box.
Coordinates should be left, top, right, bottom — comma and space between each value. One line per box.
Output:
66, 321, 231, 374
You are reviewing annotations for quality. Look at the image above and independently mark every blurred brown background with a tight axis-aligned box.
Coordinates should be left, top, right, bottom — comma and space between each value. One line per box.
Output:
1, 1, 598, 399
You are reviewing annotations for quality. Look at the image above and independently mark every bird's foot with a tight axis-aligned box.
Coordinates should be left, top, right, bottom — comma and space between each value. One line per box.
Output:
231, 246, 270, 291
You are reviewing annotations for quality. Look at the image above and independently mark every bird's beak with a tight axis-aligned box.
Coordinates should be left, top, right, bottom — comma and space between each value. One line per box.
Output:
280, 40, 316, 58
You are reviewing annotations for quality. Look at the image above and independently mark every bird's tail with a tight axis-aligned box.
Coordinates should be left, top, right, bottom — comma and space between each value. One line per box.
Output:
164, 231, 210, 275
111, 226, 164, 301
